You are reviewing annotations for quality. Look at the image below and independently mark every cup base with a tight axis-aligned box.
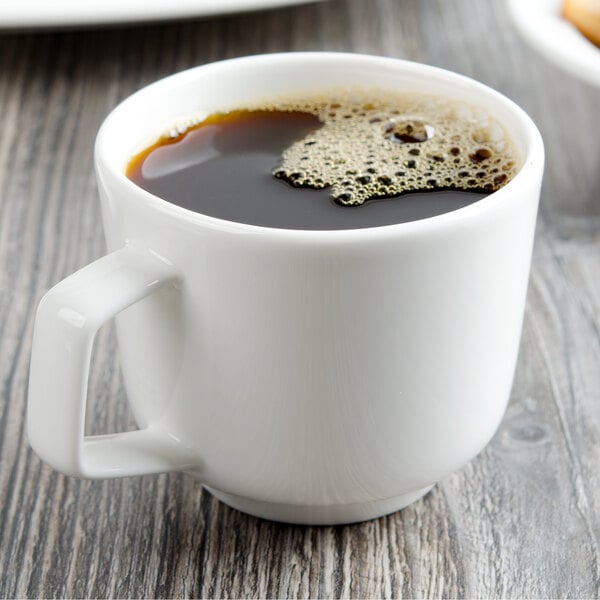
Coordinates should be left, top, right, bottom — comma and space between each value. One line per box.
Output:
205, 484, 435, 525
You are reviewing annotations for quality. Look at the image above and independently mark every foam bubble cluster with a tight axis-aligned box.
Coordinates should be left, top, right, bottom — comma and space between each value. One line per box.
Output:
257, 91, 519, 206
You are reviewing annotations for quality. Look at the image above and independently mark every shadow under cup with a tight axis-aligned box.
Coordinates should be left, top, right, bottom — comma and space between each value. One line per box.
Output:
28, 53, 544, 525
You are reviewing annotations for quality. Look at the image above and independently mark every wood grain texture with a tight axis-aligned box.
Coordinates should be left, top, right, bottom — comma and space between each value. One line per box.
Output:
1, 0, 599, 597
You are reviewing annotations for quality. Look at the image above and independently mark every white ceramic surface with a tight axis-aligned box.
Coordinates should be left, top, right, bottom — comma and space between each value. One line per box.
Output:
0, 0, 322, 29
28, 53, 544, 525
507, 0, 600, 87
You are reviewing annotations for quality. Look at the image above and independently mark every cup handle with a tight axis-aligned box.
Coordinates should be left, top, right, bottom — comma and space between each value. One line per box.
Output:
28, 245, 197, 479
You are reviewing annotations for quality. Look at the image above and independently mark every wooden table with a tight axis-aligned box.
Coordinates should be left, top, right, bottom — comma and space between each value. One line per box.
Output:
1, 0, 599, 597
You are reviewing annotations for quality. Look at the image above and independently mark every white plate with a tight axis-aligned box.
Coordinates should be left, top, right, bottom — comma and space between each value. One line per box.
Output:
0, 0, 323, 29
507, 0, 600, 87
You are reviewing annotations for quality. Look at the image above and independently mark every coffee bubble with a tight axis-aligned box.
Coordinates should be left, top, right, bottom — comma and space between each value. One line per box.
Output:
237, 91, 520, 206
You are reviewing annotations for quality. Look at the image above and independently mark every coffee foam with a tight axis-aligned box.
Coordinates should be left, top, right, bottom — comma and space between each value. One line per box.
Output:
240, 91, 521, 206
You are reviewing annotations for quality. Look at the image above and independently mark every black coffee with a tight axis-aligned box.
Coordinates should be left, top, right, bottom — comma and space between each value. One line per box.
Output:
127, 93, 518, 230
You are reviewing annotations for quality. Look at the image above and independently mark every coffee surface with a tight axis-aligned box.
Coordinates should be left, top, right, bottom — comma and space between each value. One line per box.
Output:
126, 92, 519, 230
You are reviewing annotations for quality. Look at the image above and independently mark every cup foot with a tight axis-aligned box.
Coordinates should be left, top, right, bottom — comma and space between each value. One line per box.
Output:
205, 484, 434, 525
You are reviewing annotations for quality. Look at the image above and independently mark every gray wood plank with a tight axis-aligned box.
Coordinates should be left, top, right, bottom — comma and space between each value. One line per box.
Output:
1, 0, 599, 597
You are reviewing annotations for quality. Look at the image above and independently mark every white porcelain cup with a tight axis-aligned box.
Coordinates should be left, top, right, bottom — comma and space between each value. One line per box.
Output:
28, 53, 544, 525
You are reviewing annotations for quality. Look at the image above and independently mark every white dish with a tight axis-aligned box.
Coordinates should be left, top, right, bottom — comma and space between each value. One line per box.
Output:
0, 0, 322, 29
507, 0, 600, 87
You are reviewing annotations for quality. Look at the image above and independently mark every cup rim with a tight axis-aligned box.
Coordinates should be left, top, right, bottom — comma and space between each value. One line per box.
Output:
95, 51, 544, 240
